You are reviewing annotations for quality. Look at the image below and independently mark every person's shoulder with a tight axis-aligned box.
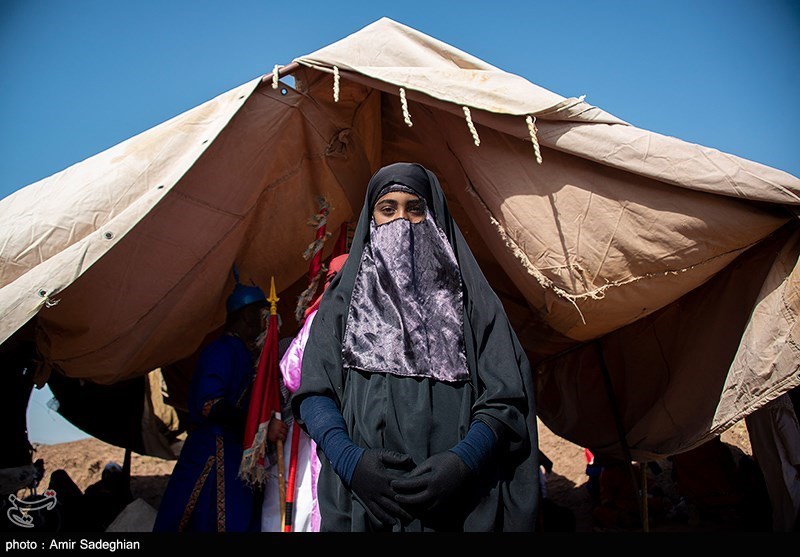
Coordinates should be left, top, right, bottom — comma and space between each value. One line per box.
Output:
199, 334, 242, 359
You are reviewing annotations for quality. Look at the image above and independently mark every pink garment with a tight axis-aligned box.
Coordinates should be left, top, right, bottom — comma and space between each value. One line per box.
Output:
279, 310, 320, 532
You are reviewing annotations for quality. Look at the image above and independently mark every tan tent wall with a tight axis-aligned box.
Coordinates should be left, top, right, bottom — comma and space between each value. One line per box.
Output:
536, 223, 800, 460
27, 81, 369, 384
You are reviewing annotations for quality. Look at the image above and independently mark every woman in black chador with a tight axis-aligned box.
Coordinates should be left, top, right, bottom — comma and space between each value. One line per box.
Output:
293, 162, 539, 532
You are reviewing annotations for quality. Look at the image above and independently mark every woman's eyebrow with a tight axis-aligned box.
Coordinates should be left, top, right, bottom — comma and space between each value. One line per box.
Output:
376, 199, 398, 207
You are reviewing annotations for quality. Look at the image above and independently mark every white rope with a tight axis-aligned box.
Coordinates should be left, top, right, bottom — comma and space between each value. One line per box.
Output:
272, 64, 283, 89
399, 87, 413, 127
525, 115, 543, 164
333, 66, 340, 102
463, 106, 480, 146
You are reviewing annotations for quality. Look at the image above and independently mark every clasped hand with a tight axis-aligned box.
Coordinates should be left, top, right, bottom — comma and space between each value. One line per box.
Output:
352, 449, 473, 526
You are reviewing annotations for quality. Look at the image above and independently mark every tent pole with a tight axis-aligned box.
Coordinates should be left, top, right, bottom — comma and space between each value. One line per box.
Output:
641, 461, 649, 532
594, 341, 647, 532
260, 62, 301, 84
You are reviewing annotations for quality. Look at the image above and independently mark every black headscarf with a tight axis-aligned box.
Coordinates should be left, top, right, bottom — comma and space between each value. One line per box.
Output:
294, 162, 539, 531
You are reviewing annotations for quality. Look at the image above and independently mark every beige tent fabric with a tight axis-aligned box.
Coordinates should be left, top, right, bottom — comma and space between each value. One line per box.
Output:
1, 17, 799, 458
7, 83, 364, 385
0, 78, 260, 347
140, 369, 185, 461
535, 225, 800, 460
297, 17, 577, 118
719, 229, 800, 427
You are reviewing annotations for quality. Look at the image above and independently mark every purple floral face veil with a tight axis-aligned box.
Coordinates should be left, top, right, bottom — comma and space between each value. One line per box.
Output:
342, 189, 469, 383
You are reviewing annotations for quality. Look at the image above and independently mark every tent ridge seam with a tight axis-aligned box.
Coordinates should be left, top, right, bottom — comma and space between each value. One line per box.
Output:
583, 239, 763, 299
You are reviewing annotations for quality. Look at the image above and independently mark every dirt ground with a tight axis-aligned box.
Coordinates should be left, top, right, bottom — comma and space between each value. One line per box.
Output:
28, 418, 759, 533
536, 418, 759, 533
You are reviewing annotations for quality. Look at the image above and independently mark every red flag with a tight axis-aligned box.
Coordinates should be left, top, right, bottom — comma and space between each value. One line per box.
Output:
239, 278, 282, 490
294, 198, 336, 324
307, 218, 327, 281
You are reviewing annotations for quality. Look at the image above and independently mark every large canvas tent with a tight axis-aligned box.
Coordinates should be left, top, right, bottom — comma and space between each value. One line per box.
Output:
1, 17, 798, 461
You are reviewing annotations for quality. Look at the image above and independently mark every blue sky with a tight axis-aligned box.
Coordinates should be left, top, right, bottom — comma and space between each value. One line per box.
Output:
2, 0, 797, 444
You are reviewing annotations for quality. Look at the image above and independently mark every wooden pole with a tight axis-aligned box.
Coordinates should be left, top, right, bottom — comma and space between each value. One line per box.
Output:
284, 424, 301, 532
594, 341, 647, 532
641, 461, 649, 532
276, 423, 286, 530
268, 278, 286, 530
260, 62, 300, 84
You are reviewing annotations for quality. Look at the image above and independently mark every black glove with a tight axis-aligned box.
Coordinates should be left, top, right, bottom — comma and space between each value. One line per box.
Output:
392, 451, 473, 516
350, 449, 416, 527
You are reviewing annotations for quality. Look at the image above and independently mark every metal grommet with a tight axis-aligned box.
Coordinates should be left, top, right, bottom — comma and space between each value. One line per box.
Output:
157, 185, 164, 190
202, 139, 209, 145
38, 289, 47, 297
104, 232, 114, 240
281, 88, 288, 96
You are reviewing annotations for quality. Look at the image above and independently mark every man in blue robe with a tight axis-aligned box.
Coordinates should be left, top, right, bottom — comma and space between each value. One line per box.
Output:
153, 279, 267, 532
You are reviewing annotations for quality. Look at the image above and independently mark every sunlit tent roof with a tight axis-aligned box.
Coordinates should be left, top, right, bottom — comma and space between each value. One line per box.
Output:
2, 17, 798, 460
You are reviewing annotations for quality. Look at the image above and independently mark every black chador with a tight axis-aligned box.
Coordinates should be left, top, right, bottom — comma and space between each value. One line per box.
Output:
294, 162, 540, 532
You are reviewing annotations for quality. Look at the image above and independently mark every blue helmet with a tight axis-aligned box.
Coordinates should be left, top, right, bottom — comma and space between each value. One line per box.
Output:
226, 265, 267, 314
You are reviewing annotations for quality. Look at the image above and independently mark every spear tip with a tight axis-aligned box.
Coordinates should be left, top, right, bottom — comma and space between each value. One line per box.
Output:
268, 276, 279, 315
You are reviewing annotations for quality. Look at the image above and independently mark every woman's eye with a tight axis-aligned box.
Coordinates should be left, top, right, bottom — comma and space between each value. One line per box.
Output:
380, 206, 395, 215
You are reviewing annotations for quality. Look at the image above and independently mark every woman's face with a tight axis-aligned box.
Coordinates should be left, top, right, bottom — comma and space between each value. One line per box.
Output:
372, 191, 426, 225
